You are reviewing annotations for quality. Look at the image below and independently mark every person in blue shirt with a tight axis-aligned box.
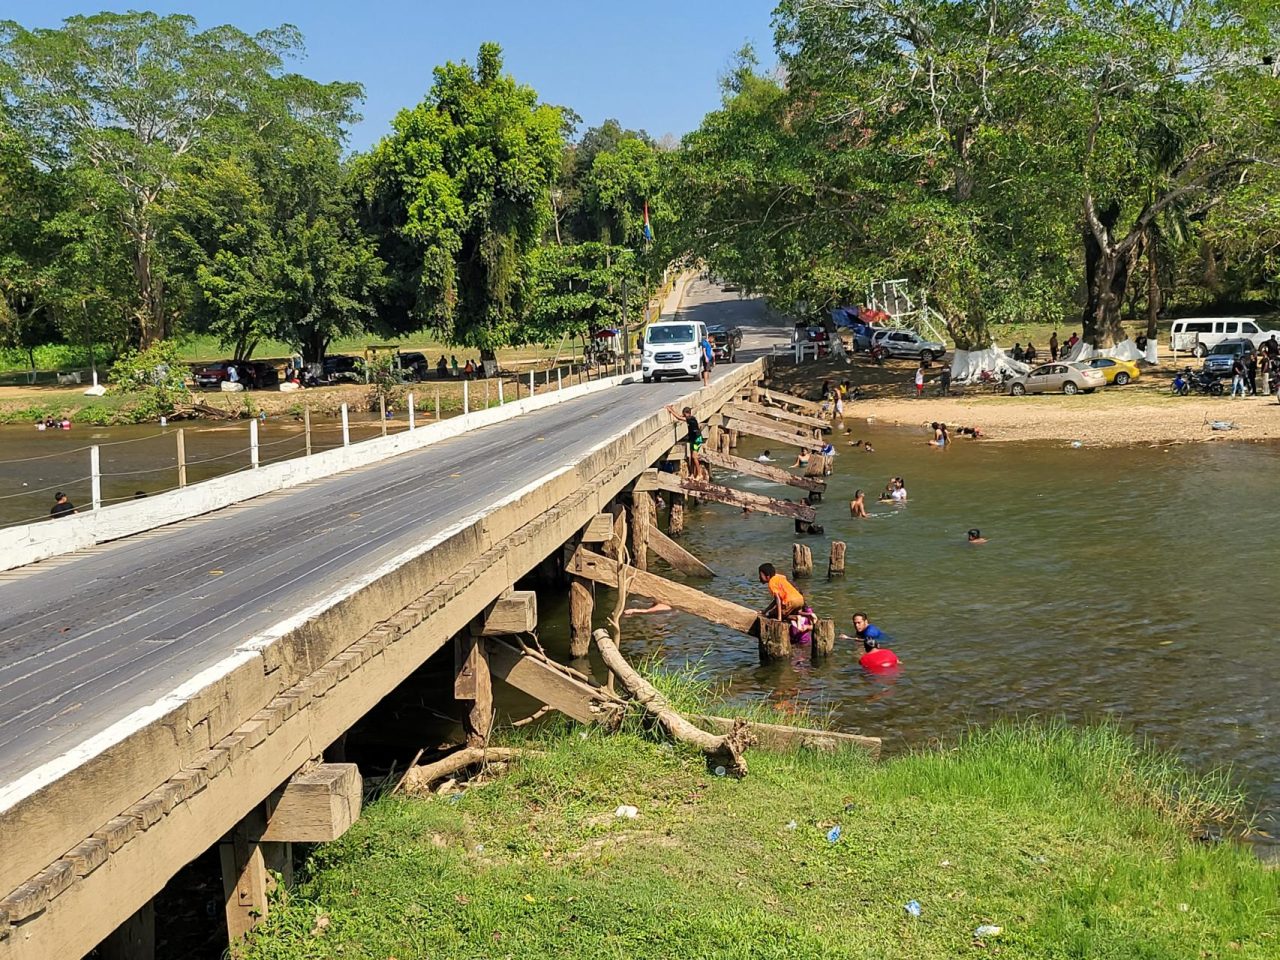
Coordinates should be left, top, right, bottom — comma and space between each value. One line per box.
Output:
700, 334, 714, 387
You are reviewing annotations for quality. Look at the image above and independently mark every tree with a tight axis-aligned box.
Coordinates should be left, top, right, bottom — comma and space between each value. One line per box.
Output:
356, 43, 566, 358
525, 242, 637, 344
168, 135, 385, 364
1041, 0, 1280, 344
0, 12, 360, 347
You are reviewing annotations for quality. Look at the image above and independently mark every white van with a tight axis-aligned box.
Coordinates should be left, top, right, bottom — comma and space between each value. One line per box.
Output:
641, 320, 709, 383
1170, 317, 1280, 356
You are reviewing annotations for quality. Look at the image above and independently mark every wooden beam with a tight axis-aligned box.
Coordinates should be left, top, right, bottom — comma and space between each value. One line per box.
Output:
260, 764, 361, 843
570, 548, 760, 636
761, 386, 823, 414
693, 715, 881, 758
635, 470, 816, 523
647, 525, 714, 578
727, 400, 829, 431
723, 407, 813, 442
484, 636, 623, 724
454, 634, 493, 747
721, 415, 817, 452
581, 513, 616, 543
473, 590, 537, 636
699, 448, 826, 493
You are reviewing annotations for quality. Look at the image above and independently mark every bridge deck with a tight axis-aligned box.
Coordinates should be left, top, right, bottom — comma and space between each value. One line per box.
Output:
0, 373, 738, 791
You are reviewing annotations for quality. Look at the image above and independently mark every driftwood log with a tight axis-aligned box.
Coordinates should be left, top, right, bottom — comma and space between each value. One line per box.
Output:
593, 628, 754, 777
399, 747, 530, 796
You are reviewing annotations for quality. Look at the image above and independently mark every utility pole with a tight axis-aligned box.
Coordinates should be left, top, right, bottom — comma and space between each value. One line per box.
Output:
621, 276, 629, 372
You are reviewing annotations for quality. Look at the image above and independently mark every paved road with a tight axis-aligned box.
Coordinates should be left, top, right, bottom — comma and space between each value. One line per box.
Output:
0, 285, 773, 790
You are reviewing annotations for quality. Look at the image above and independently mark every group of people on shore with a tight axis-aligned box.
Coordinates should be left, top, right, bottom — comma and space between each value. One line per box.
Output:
1011, 331, 1080, 365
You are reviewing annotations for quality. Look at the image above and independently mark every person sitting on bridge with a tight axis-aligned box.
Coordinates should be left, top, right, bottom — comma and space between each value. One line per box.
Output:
667, 404, 706, 480
758, 563, 805, 621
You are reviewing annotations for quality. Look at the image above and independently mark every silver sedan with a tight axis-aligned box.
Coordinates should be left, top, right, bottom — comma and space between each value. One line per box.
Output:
1007, 362, 1106, 396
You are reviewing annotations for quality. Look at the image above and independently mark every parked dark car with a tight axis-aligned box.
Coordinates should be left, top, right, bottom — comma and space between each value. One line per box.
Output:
192, 360, 279, 390
1202, 338, 1256, 378
707, 324, 743, 362
323, 355, 363, 382
397, 351, 428, 381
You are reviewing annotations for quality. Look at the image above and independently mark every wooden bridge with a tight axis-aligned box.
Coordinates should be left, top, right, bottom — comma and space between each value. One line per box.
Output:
0, 354, 873, 958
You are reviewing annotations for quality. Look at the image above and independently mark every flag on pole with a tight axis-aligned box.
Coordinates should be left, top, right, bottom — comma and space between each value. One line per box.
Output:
642, 202, 654, 243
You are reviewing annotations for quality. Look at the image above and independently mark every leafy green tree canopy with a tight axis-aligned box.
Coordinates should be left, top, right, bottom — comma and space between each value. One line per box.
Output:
358, 43, 566, 357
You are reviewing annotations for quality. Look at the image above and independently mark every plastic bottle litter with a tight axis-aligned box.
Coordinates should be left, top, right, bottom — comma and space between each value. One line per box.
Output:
614, 805, 639, 819
826, 825, 842, 843
475, 843, 484, 853
785, 820, 798, 831
974, 925, 1002, 938
713, 765, 727, 777
904, 900, 922, 917
1071, 440, 1083, 448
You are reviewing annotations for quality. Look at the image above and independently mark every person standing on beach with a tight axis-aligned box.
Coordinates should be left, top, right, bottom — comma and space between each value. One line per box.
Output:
1049, 331, 1060, 361
939, 364, 951, 396
914, 364, 925, 398
1231, 356, 1247, 397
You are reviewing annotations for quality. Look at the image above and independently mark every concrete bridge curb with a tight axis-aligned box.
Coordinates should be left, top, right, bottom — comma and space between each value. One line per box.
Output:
0, 373, 634, 573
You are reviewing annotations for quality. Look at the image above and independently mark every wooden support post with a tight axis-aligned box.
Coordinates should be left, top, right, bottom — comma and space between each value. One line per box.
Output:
758, 618, 791, 663
728, 428, 739, 449
219, 809, 279, 944
630, 491, 654, 572
261, 765, 362, 843
698, 447, 826, 493
792, 543, 813, 579
813, 619, 836, 658
828, 541, 846, 579
455, 633, 493, 747
668, 460, 687, 537
476, 590, 538, 635
569, 576, 594, 658
176, 428, 187, 488
484, 636, 624, 724
571, 548, 759, 635
303, 406, 312, 456
635, 469, 817, 522
97, 899, 155, 960
648, 525, 715, 577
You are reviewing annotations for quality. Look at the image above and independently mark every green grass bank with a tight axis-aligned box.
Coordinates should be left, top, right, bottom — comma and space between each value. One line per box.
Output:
243, 719, 1276, 959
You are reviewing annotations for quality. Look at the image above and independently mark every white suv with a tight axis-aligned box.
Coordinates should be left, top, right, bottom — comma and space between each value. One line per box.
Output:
642, 321, 709, 382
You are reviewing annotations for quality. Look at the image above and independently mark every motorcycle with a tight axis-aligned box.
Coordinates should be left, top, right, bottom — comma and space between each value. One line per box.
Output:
1175, 368, 1223, 396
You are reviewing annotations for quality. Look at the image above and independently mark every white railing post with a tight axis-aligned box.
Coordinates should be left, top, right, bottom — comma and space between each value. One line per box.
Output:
341, 403, 350, 447
463, 380, 469, 414
557, 368, 562, 391
90, 445, 101, 512
249, 418, 259, 469
408, 392, 416, 431
529, 369, 535, 396
498, 379, 504, 405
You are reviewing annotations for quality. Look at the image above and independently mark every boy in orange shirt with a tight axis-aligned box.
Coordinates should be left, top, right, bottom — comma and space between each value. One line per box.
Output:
758, 563, 805, 620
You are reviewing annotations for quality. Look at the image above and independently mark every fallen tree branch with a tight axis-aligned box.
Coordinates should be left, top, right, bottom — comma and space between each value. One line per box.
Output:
399, 746, 533, 796
592, 628, 754, 777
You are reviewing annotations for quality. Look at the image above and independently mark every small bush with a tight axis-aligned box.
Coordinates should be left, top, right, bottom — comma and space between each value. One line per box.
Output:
108, 340, 191, 414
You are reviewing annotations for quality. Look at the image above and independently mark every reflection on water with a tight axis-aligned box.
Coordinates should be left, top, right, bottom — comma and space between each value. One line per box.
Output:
542, 424, 1280, 833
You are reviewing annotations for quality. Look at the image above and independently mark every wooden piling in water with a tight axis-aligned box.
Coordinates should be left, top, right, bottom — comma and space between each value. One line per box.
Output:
828, 541, 846, 578
629, 491, 654, 572
668, 460, 687, 538
792, 543, 813, 579
758, 618, 791, 663
812, 619, 836, 658
569, 576, 593, 659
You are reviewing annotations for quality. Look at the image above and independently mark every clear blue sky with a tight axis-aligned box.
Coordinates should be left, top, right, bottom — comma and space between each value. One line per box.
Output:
17, 1, 780, 150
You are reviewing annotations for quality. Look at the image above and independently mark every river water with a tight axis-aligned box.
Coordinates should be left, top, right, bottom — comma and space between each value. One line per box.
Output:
545, 424, 1280, 835
0, 414, 397, 526
3, 414, 1277, 835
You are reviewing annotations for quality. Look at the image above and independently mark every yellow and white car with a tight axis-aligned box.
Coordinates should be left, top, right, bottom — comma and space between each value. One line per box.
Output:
1083, 357, 1141, 385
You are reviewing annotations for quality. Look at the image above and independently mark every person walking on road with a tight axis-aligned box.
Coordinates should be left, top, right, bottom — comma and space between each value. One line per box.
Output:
700, 333, 714, 387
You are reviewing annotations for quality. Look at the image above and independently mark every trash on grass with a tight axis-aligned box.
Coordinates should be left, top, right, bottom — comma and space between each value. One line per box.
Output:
974, 924, 1002, 938
826, 825, 842, 843
615, 805, 639, 819
904, 900, 922, 917
786, 820, 798, 831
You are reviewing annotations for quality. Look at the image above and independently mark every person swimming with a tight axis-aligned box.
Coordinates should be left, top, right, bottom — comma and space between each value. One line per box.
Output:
790, 450, 811, 468
789, 604, 817, 645
967, 528, 987, 544
840, 612, 899, 671
850, 489, 869, 518
929, 422, 949, 447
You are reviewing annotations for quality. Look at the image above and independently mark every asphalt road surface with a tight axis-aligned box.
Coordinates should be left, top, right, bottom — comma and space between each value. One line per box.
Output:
0, 285, 777, 790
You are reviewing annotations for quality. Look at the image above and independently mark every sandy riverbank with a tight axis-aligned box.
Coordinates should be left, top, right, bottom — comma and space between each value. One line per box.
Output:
769, 356, 1280, 446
